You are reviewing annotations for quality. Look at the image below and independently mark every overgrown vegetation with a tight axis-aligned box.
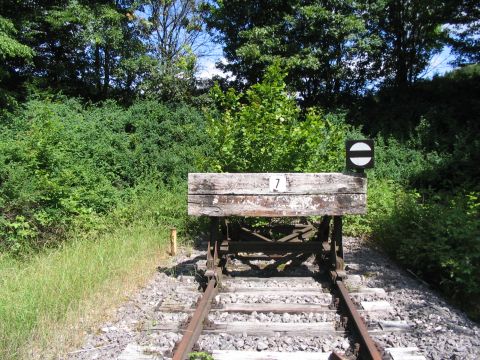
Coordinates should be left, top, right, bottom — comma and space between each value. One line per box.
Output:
359, 67, 480, 320
189, 352, 214, 360
0, 184, 188, 360
344, 91, 480, 319
359, 182, 480, 319
1, 2, 479, 358
0, 95, 208, 358
208, 64, 480, 320
0, 97, 208, 254
207, 63, 347, 173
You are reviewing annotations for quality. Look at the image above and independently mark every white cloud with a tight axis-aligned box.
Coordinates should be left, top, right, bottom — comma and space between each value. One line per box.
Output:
421, 47, 456, 79
196, 55, 232, 79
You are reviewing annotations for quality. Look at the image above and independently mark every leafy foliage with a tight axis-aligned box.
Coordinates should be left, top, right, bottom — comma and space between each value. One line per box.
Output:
0, 15, 34, 108
448, 0, 480, 65
206, 0, 382, 107
350, 64, 480, 193
189, 352, 214, 360
0, 97, 208, 253
0, 182, 187, 360
137, 0, 207, 102
343, 121, 480, 320
0, 0, 206, 104
205, 0, 460, 105
206, 63, 348, 173
350, 64, 480, 145
372, 189, 480, 318
0, 16, 33, 61
374, 0, 448, 87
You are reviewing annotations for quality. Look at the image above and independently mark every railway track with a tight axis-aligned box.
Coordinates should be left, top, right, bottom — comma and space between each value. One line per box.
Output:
164, 244, 425, 360
72, 236, 480, 360
70, 168, 479, 360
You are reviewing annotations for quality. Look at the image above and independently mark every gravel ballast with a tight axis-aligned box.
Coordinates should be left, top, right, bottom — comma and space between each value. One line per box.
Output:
342, 236, 480, 360
67, 238, 480, 360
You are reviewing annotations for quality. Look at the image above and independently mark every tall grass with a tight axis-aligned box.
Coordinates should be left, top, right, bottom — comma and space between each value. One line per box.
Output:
0, 184, 188, 359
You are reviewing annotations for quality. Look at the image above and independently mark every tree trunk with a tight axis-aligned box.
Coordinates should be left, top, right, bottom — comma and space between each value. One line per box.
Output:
95, 44, 101, 95
392, 0, 408, 88
103, 45, 111, 97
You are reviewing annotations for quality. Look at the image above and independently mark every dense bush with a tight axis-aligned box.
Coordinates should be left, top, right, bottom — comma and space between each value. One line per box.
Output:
344, 122, 480, 320
0, 182, 188, 360
346, 173, 480, 320
0, 96, 209, 253
207, 63, 348, 173
344, 128, 440, 235
372, 190, 480, 318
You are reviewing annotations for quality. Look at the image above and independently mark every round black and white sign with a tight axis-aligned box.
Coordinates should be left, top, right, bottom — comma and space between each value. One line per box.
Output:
346, 140, 374, 169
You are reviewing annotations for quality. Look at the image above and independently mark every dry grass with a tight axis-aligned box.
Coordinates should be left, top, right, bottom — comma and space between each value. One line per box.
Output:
0, 222, 178, 360
0, 183, 190, 359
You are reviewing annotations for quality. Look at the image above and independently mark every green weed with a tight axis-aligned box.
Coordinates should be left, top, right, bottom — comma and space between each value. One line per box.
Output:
0, 186, 188, 359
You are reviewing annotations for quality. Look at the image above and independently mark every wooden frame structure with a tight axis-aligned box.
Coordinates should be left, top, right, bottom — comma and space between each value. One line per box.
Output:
188, 172, 367, 272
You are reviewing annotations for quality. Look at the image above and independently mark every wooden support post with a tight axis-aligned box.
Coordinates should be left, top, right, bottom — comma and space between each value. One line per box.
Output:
210, 217, 219, 259
334, 216, 343, 259
315, 215, 331, 268
333, 216, 344, 270
317, 215, 331, 243
170, 227, 177, 256
330, 223, 337, 269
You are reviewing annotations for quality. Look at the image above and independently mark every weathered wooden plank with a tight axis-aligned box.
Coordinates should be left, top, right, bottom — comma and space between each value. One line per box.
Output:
188, 194, 366, 216
215, 292, 332, 303
118, 344, 160, 360
221, 240, 324, 254
212, 350, 332, 360
385, 347, 426, 360
223, 276, 319, 282
216, 303, 331, 313
147, 323, 338, 336
218, 288, 327, 295
188, 173, 366, 195
205, 321, 335, 336
349, 287, 386, 296
378, 320, 412, 331
176, 288, 328, 298
360, 300, 393, 311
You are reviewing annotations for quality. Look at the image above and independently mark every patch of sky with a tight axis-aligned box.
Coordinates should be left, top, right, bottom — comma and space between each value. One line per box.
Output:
420, 46, 455, 79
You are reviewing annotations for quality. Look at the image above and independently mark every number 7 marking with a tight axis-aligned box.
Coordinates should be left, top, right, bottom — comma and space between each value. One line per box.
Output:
270, 175, 286, 192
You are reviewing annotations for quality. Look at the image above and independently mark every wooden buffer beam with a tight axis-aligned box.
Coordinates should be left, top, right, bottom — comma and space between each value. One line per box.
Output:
188, 172, 368, 272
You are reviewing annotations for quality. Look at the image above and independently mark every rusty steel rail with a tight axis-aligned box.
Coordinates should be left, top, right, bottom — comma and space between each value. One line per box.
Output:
172, 278, 218, 360
336, 280, 383, 360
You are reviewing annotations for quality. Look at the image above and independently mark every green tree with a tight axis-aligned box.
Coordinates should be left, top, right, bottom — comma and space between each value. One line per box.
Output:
0, 15, 34, 108
41, 0, 148, 100
447, 0, 480, 66
206, 0, 382, 108
206, 0, 464, 102
137, 0, 208, 102
207, 62, 347, 173
0, 16, 33, 60
374, 0, 449, 87
0, 0, 148, 102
